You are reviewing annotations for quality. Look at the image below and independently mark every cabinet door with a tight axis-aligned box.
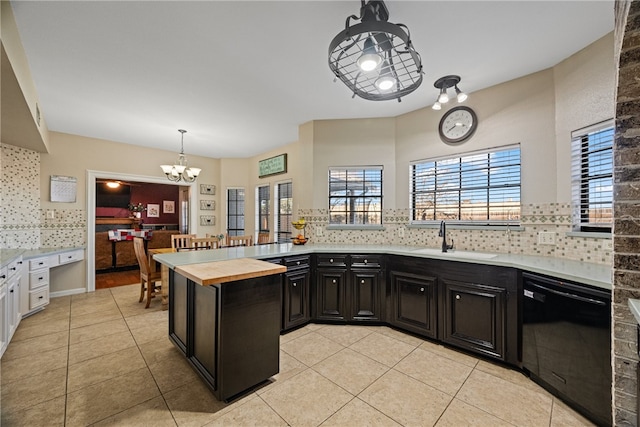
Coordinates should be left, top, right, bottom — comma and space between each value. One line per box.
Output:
442, 279, 505, 360
316, 268, 347, 321
283, 269, 310, 330
351, 269, 381, 321
169, 271, 189, 355
391, 271, 437, 338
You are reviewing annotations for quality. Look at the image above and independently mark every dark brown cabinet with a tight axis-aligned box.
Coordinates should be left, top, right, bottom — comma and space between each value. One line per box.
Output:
282, 255, 311, 330
441, 279, 506, 360
390, 271, 437, 339
314, 254, 383, 323
168, 269, 281, 401
438, 263, 518, 364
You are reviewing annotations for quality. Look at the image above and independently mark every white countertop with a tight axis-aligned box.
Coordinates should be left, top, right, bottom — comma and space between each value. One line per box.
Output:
0, 247, 85, 267
154, 243, 612, 291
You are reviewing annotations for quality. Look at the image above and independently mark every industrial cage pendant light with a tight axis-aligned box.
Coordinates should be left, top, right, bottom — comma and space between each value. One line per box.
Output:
328, 0, 423, 102
160, 129, 201, 183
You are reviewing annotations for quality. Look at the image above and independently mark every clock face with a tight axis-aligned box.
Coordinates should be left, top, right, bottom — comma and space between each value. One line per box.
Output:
438, 106, 478, 144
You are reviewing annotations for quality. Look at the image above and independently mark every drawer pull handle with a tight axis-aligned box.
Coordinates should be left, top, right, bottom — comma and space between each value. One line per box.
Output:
293, 283, 297, 287
10, 267, 16, 271
420, 287, 424, 292
18, 261, 22, 265
0, 275, 6, 279
39, 296, 44, 299
10, 289, 13, 293
67, 256, 73, 259
39, 277, 44, 281
364, 259, 368, 264
456, 294, 461, 300
332, 279, 336, 284
330, 258, 333, 263
296, 261, 300, 265
361, 280, 365, 284
38, 262, 44, 265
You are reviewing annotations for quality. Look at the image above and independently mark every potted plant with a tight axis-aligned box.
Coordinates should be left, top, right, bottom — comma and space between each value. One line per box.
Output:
128, 202, 146, 218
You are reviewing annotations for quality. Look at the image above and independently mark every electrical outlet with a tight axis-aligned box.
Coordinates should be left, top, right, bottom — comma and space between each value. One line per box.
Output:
537, 231, 556, 245
398, 227, 405, 238
316, 227, 323, 237
47, 210, 55, 219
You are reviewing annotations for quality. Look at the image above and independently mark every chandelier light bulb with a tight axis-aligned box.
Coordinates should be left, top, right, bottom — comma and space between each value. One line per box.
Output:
432, 101, 442, 110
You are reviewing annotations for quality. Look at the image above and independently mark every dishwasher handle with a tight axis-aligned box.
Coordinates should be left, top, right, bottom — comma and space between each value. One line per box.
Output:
527, 282, 607, 306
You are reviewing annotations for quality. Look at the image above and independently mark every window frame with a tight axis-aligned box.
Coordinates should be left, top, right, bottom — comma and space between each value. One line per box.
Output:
274, 180, 293, 243
226, 187, 245, 237
255, 184, 270, 236
328, 166, 383, 227
409, 144, 521, 226
571, 119, 613, 233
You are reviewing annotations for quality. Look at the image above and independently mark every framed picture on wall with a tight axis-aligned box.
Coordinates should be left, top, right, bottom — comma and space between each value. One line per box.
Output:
163, 200, 175, 214
147, 204, 160, 217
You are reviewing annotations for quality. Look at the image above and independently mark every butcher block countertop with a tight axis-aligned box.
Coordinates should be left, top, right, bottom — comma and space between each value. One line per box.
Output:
175, 258, 286, 286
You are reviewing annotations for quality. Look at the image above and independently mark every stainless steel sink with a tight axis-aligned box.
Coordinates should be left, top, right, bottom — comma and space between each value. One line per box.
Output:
411, 248, 497, 260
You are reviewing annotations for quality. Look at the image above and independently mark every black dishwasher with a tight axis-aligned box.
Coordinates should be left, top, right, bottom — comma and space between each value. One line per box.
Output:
522, 272, 611, 427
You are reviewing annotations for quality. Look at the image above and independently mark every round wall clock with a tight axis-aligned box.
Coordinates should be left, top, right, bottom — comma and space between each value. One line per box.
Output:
438, 106, 478, 144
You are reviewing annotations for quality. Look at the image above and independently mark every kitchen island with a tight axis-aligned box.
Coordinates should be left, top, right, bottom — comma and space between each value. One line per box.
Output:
167, 257, 286, 401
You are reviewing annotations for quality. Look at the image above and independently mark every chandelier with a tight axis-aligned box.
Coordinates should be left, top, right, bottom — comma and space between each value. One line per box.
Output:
328, 0, 423, 102
160, 129, 201, 183
431, 75, 468, 110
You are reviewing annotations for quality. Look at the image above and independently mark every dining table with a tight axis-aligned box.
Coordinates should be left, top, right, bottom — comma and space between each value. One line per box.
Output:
148, 247, 175, 310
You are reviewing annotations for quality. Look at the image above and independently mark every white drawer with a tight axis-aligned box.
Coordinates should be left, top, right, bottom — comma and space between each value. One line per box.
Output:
30, 287, 49, 310
7, 258, 22, 278
59, 249, 84, 265
29, 257, 49, 271
29, 270, 49, 289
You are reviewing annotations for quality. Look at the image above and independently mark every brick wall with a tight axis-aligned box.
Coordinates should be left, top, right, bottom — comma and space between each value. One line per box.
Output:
614, 1, 640, 425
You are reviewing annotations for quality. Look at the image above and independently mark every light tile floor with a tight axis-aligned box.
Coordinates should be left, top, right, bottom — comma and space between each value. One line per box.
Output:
1, 284, 596, 426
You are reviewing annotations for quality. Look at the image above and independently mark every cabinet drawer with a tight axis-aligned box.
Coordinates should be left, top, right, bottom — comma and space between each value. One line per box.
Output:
29, 257, 49, 271
350, 255, 382, 268
7, 258, 22, 278
285, 255, 310, 269
30, 287, 49, 309
316, 255, 347, 267
59, 249, 84, 265
29, 270, 49, 289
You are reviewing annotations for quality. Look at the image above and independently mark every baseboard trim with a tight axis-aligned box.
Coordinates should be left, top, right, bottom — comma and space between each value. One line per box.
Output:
50, 288, 87, 298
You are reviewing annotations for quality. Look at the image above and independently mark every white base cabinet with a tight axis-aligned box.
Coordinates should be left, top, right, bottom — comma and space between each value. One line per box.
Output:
1, 256, 22, 357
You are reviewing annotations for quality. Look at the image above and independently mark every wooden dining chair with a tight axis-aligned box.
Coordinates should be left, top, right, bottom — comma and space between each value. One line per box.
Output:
257, 232, 271, 245
171, 234, 195, 251
133, 237, 162, 308
226, 235, 253, 247
191, 237, 221, 250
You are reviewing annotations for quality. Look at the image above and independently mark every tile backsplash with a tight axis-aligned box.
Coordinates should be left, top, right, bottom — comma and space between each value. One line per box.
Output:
300, 203, 612, 265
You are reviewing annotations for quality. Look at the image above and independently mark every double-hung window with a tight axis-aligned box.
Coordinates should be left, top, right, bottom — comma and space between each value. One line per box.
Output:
275, 182, 293, 243
571, 120, 613, 232
227, 188, 245, 236
410, 145, 521, 224
329, 166, 383, 226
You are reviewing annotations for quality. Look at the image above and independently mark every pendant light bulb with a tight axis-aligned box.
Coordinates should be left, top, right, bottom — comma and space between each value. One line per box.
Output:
375, 61, 396, 92
438, 87, 449, 104
455, 85, 468, 102
432, 101, 442, 110
357, 37, 382, 72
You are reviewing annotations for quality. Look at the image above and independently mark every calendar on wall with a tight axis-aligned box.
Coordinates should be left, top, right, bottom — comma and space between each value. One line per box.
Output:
50, 175, 77, 203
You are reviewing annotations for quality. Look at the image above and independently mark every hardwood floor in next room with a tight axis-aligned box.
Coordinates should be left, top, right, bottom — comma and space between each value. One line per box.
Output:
95, 269, 141, 290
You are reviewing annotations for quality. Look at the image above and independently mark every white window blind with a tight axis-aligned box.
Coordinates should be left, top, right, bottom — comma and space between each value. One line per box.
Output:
329, 166, 383, 225
410, 145, 521, 224
571, 120, 613, 231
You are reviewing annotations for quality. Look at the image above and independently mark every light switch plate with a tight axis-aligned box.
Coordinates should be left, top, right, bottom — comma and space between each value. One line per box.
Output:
316, 227, 323, 237
47, 210, 55, 219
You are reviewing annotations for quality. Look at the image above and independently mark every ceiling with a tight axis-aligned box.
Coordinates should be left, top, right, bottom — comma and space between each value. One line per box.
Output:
10, 1, 614, 159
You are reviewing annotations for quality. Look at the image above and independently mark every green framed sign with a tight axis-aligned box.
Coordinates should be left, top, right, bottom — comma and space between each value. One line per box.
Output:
258, 153, 287, 178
